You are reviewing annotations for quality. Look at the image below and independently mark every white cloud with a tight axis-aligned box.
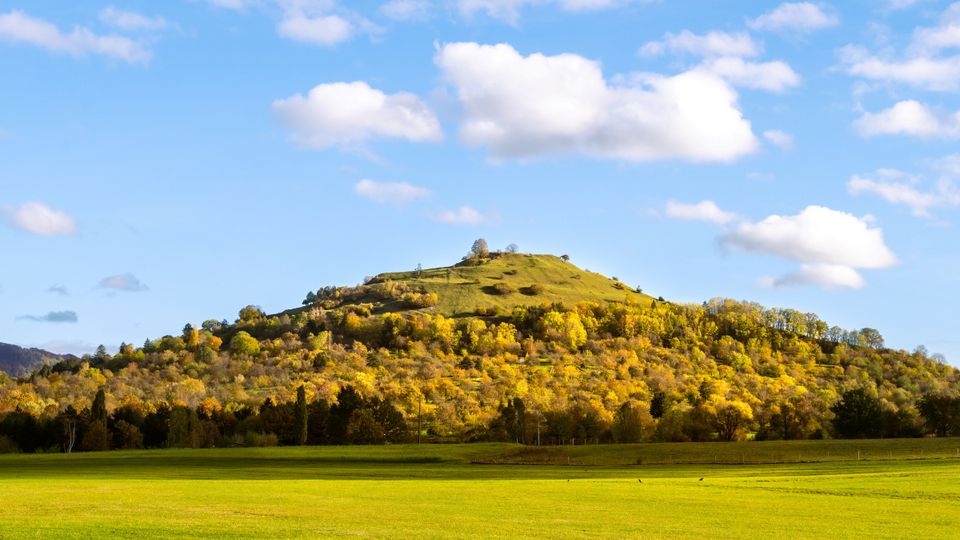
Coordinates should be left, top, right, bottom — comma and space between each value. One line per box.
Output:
910, 3, 960, 55
855, 100, 960, 138
99, 7, 168, 31
379, 0, 432, 21
210, 1, 374, 45
2, 202, 77, 236
841, 5, 960, 91
209, 0, 261, 9
848, 174, 938, 217
354, 179, 431, 204
748, 2, 839, 33
701, 57, 800, 92
934, 153, 960, 176
888, 0, 923, 9
848, 168, 960, 218
0, 10, 151, 63
277, 13, 353, 45
435, 206, 489, 225
723, 205, 897, 289
435, 42, 759, 163
665, 200, 739, 224
763, 129, 795, 149
457, 0, 638, 24
273, 81, 442, 149
98, 273, 149, 292
842, 53, 960, 92
640, 30, 761, 58
766, 263, 867, 289
639, 30, 798, 93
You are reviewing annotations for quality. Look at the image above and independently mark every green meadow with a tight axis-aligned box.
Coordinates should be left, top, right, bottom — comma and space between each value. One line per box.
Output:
1, 439, 959, 538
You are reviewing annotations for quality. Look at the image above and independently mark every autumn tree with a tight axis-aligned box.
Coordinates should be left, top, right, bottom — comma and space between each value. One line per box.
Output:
469, 238, 489, 259
230, 331, 260, 356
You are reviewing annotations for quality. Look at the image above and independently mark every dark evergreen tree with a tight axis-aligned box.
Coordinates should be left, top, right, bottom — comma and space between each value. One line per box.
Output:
294, 385, 308, 446
91, 388, 108, 426
306, 400, 330, 445
650, 392, 666, 419
831, 388, 883, 439
328, 386, 364, 444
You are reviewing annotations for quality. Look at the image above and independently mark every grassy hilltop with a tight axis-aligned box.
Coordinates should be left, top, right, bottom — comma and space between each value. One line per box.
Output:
365, 253, 653, 317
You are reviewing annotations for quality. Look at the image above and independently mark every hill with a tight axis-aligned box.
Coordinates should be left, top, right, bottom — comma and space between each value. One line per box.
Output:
289, 253, 653, 318
2, 247, 959, 453
0, 343, 72, 376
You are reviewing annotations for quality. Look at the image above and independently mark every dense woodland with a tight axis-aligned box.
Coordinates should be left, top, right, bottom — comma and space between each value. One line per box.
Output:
2, 247, 960, 453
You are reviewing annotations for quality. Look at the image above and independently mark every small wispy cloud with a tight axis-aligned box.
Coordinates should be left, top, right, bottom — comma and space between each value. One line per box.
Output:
665, 200, 740, 224
0, 10, 152, 63
763, 129, 796, 150
98, 273, 149, 292
354, 179, 431, 205
18, 310, 78, 323
747, 2, 839, 33
99, 6, 168, 31
2, 202, 78, 236
434, 206, 490, 225
46, 285, 69, 296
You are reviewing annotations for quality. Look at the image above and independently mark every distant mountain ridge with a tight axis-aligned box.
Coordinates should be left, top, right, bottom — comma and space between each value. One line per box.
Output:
0, 343, 74, 376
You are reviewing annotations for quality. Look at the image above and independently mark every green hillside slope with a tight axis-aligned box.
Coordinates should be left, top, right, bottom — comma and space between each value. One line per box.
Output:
295, 253, 654, 318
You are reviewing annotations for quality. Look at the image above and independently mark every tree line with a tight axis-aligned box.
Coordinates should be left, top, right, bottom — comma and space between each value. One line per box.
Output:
1, 260, 957, 450
0, 385, 407, 453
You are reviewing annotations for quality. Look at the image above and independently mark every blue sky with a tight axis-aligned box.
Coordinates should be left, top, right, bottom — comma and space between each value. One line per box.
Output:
1, 0, 959, 363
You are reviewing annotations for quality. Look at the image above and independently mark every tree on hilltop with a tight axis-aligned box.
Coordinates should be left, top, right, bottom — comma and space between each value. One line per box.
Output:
470, 238, 489, 259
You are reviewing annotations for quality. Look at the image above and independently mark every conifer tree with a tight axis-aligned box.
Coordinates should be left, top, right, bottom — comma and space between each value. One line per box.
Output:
295, 385, 308, 446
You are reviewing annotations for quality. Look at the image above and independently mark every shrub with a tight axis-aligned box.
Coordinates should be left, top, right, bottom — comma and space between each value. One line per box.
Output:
401, 292, 439, 308
244, 431, 279, 447
0, 435, 20, 454
521, 284, 545, 296
491, 283, 516, 295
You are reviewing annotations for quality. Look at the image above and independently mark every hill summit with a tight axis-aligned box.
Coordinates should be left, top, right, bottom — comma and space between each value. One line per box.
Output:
293, 251, 653, 319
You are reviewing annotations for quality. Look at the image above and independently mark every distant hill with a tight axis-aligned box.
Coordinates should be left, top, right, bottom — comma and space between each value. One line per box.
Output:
0, 343, 73, 376
3, 247, 958, 452
288, 253, 654, 318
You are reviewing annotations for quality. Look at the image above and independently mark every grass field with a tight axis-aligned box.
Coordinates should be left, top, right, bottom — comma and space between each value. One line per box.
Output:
1, 439, 959, 538
371, 253, 652, 316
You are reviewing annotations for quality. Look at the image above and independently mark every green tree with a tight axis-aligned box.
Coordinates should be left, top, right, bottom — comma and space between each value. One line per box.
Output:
650, 392, 667, 419
294, 385, 308, 446
238, 305, 264, 322
91, 388, 108, 426
93, 345, 110, 363
831, 388, 883, 439
229, 331, 261, 356
612, 402, 650, 443
918, 394, 960, 437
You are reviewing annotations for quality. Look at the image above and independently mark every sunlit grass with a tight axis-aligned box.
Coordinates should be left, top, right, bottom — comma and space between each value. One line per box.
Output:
1, 440, 958, 538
